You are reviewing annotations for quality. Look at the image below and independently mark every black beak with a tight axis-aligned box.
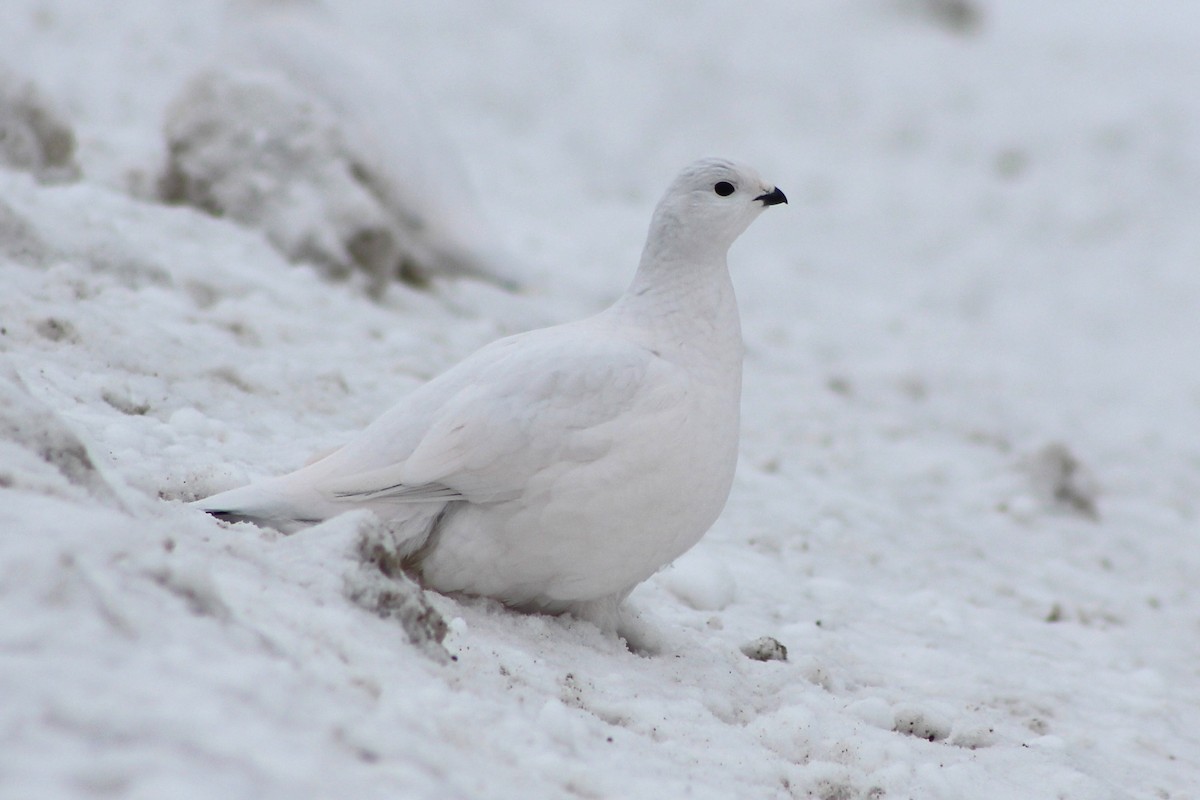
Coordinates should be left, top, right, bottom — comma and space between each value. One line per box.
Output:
754, 187, 788, 207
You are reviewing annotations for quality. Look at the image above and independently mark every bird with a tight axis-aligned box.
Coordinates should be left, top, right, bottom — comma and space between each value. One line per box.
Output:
194, 158, 787, 629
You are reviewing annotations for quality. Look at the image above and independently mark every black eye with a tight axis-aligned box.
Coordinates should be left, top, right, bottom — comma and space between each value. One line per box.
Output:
714, 181, 735, 196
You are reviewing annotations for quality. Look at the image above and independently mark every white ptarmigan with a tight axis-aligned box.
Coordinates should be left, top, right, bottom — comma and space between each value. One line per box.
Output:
195, 158, 786, 627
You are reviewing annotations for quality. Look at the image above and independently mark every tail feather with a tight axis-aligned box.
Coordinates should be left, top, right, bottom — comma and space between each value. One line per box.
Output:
191, 476, 333, 525
192, 473, 454, 537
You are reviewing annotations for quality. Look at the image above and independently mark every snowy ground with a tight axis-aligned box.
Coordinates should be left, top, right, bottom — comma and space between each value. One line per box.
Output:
2, 2, 1199, 798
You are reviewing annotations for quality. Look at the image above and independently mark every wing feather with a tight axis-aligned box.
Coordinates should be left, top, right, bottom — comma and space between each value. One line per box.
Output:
317, 325, 656, 505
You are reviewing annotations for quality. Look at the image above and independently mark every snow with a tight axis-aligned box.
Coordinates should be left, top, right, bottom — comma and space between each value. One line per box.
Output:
2, 1, 1198, 798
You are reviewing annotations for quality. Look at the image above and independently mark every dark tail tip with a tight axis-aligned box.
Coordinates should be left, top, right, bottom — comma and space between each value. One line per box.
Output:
204, 509, 259, 525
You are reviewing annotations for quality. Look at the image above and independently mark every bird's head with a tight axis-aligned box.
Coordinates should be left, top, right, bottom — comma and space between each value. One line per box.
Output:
643, 158, 787, 266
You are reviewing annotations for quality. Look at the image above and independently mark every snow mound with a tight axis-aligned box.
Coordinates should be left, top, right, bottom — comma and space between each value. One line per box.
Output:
160, 69, 406, 296
158, 7, 523, 293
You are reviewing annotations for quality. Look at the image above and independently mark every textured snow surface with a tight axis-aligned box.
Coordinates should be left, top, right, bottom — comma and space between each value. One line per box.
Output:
2, 2, 1199, 798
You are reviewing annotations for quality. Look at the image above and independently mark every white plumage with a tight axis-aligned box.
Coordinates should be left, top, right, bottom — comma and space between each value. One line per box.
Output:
195, 158, 786, 627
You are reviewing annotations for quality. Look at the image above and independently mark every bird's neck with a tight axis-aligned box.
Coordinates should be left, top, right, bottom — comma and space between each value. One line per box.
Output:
608, 248, 743, 370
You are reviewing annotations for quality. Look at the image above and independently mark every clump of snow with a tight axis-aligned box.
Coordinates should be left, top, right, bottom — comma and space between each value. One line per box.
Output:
1025, 441, 1100, 520
740, 636, 789, 662
658, 549, 737, 611
348, 513, 450, 659
0, 64, 79, 183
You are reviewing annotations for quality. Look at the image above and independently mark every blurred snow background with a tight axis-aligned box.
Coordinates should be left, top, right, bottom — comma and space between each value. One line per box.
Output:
1, 1, 1198, 798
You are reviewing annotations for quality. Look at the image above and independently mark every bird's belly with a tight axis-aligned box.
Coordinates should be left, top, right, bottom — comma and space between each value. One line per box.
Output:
416, 391, 739, 608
